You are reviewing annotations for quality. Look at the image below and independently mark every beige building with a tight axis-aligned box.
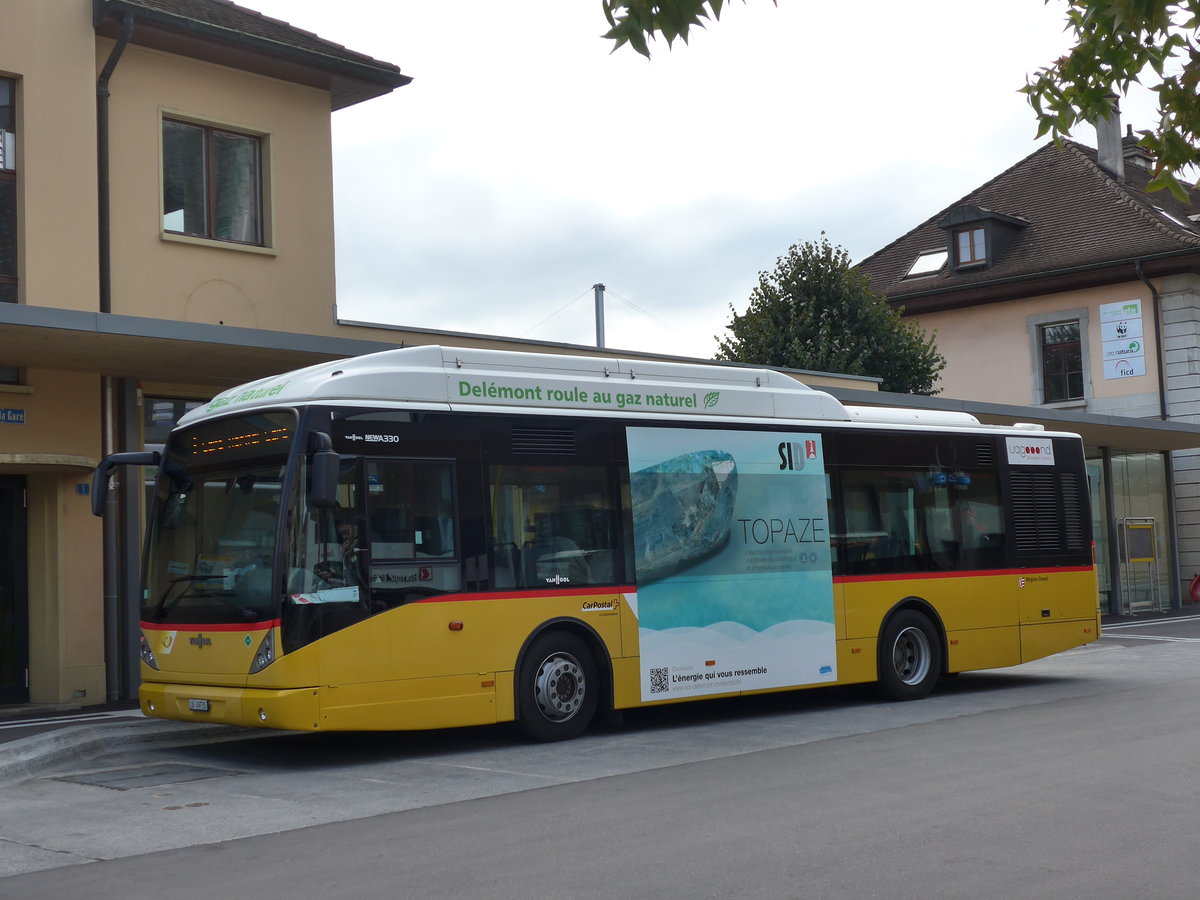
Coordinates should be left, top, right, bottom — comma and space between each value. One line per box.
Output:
858, 120, 1200, 616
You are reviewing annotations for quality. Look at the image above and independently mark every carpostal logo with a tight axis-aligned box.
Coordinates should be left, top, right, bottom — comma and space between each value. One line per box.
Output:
581, 598, 621, 613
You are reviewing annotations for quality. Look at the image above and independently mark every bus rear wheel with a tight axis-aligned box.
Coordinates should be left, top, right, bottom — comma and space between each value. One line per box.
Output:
877, 610, 941, 701
517, 632, 599, 742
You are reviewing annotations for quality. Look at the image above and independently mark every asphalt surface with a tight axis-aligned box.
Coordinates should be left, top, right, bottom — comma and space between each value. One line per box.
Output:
1, 606, 1196, 785
4, 613, 1200, 899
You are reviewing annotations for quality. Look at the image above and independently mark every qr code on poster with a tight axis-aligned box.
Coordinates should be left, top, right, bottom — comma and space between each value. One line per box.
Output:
649, 667, 669, 694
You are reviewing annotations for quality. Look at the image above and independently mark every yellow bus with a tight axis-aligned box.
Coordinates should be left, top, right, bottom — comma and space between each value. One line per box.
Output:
94, 346, 1099, 741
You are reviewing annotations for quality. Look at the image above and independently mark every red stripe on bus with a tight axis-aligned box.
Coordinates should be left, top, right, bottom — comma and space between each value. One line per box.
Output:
833, 566, 1094, 585
412, 585, 638, 604
140, 620, 280, 632
137, 567, 1092, 622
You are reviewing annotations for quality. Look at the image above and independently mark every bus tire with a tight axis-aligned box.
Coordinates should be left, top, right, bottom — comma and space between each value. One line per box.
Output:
877, 610, 941, 701
517, 631, 599, 742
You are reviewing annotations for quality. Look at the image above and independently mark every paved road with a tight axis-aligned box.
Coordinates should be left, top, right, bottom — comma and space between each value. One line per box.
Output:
3, 616, 1200, 898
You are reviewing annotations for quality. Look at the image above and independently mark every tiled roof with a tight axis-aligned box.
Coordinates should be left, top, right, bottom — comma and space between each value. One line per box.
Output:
96, 0, 410, 103
858, 140, 1200, 302
112, 0, 398, 71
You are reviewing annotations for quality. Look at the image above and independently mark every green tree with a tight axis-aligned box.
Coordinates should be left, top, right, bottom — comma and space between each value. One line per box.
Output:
603, 1, 1200, 198
715, 238, 946, 395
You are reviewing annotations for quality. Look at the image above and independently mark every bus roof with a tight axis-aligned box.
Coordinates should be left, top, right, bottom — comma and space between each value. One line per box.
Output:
185, 345, 1004, 431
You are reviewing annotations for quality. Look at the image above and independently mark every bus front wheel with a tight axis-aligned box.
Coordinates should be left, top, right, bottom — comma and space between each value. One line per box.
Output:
877, 610, 941, 701
517, 632, 599, 742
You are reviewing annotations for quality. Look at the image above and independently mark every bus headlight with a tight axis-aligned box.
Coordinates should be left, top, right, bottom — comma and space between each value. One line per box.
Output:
249, 629, 276, 674
139, 634, 159, 670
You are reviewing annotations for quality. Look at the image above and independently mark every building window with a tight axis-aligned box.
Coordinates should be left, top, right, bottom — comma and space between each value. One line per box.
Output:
955, 226, 986, 266
1, 77, 16, 303
162, 118, 263, 245
1041, 321, 1083, 403
144, 397, 204, 451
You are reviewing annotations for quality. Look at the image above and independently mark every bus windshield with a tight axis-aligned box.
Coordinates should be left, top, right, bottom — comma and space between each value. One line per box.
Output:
141, 412, 294, 626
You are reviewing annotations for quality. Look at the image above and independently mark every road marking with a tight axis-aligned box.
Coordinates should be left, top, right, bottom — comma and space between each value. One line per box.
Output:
0, 710, 145, 731
1104, 614, 1200, 630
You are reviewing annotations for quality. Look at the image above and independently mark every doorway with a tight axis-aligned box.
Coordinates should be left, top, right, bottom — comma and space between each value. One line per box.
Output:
0, 475, 28, 704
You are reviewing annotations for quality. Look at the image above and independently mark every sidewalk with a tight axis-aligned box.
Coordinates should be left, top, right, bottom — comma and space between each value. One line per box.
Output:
0, 702, 263, 783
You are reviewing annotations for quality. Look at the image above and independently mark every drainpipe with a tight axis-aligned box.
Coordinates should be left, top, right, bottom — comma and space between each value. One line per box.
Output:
97, 12, 134, 701
97, 11, 134, 315
1134, 259, 1168, 421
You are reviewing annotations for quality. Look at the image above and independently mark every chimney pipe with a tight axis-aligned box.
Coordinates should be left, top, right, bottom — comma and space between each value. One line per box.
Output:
1095, 97, 1124, 182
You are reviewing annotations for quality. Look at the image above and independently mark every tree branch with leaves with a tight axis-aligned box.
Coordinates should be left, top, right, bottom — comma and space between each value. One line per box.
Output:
1022, 0, 1200, 200
602, 2, 1200, 198
601, 1, 771, 57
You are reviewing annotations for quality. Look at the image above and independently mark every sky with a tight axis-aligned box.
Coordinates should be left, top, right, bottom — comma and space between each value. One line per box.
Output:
242, 1, 1161, 359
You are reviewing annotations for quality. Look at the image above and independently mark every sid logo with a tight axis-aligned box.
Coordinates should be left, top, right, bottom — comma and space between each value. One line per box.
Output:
189, 634, 213, 649
778, 440, 818, 471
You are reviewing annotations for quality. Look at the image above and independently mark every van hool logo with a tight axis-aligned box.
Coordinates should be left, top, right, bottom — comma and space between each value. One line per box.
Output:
582, 598, 621, 613
189, 633, 213, 649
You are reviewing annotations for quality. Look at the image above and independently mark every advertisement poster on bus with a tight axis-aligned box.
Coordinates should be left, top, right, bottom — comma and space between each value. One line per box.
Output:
625, 426, 836, 701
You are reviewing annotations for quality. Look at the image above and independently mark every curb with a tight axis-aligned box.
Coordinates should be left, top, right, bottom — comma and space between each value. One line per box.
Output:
0, 719, 267, 784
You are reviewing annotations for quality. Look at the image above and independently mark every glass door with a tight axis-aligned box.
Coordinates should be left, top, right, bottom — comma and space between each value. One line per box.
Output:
0, 475, 28, 704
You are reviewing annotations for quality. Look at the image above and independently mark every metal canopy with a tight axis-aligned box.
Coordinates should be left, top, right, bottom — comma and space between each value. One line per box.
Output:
6, 304, 1200, 452
0, 304, 398, 388
826, 386, 1200, 452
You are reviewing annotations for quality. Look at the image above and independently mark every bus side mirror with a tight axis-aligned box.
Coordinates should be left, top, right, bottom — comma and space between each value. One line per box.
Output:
309, 432, 340, 508
92, 451, 161, 517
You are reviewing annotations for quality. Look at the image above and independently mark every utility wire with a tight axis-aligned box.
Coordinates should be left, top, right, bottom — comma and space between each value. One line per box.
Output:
519, 288, 591, 338
521, 285, 685, 342
603, 287, 680, 334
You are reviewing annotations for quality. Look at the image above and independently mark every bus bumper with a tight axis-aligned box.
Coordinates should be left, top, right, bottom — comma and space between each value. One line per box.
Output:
140, 682, 320, 731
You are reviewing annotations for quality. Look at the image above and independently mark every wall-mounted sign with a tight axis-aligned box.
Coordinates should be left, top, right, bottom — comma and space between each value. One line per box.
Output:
1104, 357, 1147, 379
0, 408, 25, 424
1100, 299, 1145, 381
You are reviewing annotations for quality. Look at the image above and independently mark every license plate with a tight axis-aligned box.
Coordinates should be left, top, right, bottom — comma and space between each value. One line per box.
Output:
188, 698, 210, 712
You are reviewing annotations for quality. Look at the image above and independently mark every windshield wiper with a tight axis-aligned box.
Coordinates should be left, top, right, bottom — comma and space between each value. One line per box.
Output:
150, 575, 261, 621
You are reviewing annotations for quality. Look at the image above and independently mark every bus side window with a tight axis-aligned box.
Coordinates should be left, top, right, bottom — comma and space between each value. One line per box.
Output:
364, 459, 461, 609
835, 467, 1004, 574
488, 464, 619, 589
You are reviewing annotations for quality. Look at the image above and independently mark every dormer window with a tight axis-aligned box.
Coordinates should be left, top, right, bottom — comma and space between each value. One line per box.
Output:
955, 227, 986, 266
938, 205, 1028, 274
